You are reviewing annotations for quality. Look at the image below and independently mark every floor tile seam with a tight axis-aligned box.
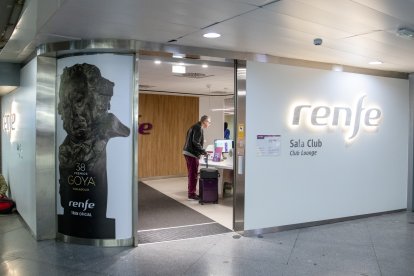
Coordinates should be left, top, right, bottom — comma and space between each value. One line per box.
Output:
234, 237, 299, 252
201, 245, 293, 266
182, 239, 219, 275
291, 238, 375, 249
187, 249, 290, 268
0, 225, 25, 235
138, 236, 224, 257
252, 238, 298, 247
0, 255, 87, 272
363, 220, 383, 276
376, 261, 414, 274
3, 248, 118, 264
285, 259, 382, 275
371, 245, 414, 256
11, 253, 82, 269
22, 254, 115, 275
286, 228, 300, 265
11, 248, 122, 268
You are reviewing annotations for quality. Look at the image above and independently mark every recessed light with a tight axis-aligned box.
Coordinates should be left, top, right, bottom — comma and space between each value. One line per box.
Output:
203, 32, 221, 38
369, 60, 383, 65
202, 64, 208, 68
332, 65, 343, 72
154, 60, 161, 65
172, 54, 184, 59
172, 65, 186, 74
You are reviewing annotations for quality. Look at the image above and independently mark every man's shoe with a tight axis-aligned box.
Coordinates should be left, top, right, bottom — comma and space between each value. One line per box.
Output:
188, 194, 200, 201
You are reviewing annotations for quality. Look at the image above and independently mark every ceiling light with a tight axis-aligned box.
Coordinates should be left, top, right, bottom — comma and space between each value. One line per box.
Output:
369, 60, 383, 65
203, 32, 221, 38
172, 54, 184, 59
154, 60, 161, 64
202, 64, 208, 68
211, 108, 235, 112
172, 65, 186, 74
396, 27, 414, 38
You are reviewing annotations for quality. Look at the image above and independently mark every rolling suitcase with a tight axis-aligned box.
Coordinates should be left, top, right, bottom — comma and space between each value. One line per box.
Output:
199, 156, 219, 205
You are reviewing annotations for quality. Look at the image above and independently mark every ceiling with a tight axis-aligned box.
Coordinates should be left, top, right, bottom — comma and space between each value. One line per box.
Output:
138, 57, 234, 95
2, 0, 414, 75
0, 0, 23, 50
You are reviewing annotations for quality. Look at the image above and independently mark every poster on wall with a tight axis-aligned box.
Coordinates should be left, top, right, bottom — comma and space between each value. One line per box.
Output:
256, 135, 281, 156
56, 56, 133, 240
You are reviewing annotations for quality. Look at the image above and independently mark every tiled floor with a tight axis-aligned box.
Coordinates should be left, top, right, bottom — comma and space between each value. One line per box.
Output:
1, 211, 414, 275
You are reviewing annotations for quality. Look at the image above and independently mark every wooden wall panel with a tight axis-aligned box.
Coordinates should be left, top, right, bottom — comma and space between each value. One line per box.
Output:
138, 93, 199, 178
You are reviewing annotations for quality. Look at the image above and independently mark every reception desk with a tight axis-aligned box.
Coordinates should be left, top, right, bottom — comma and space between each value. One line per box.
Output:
199, 157, 233, 198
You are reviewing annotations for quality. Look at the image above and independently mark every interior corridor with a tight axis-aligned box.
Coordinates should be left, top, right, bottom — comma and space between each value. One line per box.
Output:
1, 211, 413, 275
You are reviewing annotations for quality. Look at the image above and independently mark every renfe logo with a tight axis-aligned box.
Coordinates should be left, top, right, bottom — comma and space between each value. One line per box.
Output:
290, 95, 382, 141
69, 199, 95, 211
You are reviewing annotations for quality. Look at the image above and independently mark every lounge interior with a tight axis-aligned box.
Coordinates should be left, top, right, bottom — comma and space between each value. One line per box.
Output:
137, 55, 235, 243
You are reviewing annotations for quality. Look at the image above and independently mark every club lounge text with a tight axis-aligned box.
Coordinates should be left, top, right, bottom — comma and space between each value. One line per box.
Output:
290, 138, 322, 157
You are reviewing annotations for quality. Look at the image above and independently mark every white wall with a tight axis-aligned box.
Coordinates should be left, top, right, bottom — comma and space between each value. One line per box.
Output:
199, 96, 225, 147
245, 61, 409, 230
1, 59, 37, 234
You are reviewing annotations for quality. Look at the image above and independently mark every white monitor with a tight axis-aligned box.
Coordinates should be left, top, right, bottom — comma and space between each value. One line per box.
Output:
214, 139, 233, 153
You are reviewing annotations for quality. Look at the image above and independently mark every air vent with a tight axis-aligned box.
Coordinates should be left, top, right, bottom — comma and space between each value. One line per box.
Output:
173, 72, 213, 79
397, 27, 414, 38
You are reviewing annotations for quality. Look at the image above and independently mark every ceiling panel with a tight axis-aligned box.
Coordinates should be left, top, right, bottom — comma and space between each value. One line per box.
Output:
353, 0, 414, 26
138, 58, 234, 95
178, 8, 371, 62
292, 0, 403, 31
233, 8, 353, 39
262, 0, 376, 34
363, 30, 414, 54
177, 1, 414, 72
2, 0, 414, 73
39, 0, 256, 43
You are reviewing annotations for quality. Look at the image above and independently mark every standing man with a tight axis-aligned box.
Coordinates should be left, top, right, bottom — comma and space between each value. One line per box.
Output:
183, 115, 211, 200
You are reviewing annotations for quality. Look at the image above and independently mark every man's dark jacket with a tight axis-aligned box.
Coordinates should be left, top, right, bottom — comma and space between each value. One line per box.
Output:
183, 122, 206, 157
